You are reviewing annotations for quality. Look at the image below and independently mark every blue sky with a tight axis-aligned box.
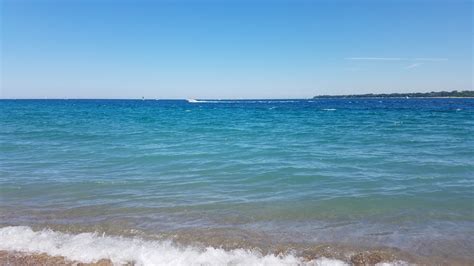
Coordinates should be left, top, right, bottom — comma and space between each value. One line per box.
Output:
1, 0, 472, 99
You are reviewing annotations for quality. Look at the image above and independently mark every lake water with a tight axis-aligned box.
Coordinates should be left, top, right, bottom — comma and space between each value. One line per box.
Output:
1, 99, 473, 265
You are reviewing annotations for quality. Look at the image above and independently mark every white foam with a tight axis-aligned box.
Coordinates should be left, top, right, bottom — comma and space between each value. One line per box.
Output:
0, 226, 347, 266
187, 99, 224, 103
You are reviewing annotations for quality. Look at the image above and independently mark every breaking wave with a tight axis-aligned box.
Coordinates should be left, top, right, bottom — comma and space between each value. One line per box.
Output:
0, 226, 349, 266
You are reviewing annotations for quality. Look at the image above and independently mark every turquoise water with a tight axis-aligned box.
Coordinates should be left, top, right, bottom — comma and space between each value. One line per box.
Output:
0, 99, 473, 264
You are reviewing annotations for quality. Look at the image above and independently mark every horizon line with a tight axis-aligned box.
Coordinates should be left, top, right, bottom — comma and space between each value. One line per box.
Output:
1, 90, 472, 101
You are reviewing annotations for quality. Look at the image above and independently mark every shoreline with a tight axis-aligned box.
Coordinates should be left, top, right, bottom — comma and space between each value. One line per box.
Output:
1, 225, 473, 265
0, 250, 407, 266
312, 96, 474, 99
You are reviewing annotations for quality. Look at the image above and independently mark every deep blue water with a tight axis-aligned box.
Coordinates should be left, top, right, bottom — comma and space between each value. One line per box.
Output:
0, 98, 473, 262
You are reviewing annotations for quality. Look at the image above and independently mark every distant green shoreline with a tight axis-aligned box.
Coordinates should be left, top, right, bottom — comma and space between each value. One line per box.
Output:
313, 90, 474, 99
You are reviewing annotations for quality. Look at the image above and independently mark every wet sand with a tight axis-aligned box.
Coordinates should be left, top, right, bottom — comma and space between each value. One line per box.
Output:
0, 250, 391, 266
2, 249, 472, 266
0, 251, 114, 266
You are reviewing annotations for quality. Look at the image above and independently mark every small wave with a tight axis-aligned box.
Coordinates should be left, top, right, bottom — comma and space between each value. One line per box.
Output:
323, 108, 337, 111
0, 226, 347, 266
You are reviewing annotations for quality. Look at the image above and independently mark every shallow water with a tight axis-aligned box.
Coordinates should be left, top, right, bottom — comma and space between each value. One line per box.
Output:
1, 99, 473, 264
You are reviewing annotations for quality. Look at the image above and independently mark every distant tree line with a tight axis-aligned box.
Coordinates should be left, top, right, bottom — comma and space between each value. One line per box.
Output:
313, 90, 474, 98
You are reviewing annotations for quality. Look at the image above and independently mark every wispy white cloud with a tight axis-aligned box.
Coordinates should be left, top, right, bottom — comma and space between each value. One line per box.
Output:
345, 57, 447, 70
345, 57, 403, 61
345, 57, 448, 61
405, 62, 423, 69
